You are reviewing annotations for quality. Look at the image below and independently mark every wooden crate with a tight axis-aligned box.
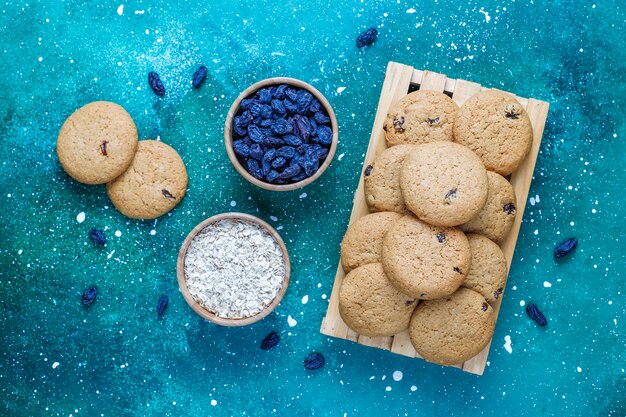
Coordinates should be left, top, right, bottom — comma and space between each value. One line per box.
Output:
320, 61, 550, 376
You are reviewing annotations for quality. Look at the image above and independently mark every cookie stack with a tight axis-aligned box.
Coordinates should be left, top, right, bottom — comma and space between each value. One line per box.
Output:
56, 101, 188, 219
339, 89, 533, 366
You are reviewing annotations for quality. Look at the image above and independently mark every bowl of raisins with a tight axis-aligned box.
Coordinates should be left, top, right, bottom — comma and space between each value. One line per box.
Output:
225, 77, 338, 191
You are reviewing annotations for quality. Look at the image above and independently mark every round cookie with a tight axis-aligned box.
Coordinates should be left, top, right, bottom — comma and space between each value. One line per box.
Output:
57, 101, 138, 184
382, 215, 471, 300
341, 212, 402, 273
409, 288, 496, 366
106, 140, 188, 219
400, 142, 489, 227
383, 90, 459, 147
461, 171, 517, 242
463, 234, 508, 303
339, 263, 417, 337
453, 90, 533, 175
364, 145, 417, 213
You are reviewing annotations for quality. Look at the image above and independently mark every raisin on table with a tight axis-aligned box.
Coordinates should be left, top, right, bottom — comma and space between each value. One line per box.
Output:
157, 294, 169, 317
304, 352, 325, 370
554, 238, 578, 259
81, 286, 98, 306
356, 27, 378, 48
526, 303, 548, 326
260, 332, 281, 350
192, 65, 207, 88
148, 71, 166, 96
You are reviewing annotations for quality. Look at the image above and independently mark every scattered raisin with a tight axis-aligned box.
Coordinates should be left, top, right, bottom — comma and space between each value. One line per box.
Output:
157, 294, 169, 317
148, 71, 166, 96
304, 352, 325, 370
444, 188, 458, 204
100, 141, 108, 156
436, 232, 446, 243
162, 189, 176, 200
81, 286, 98, 306
503, 202, 517, 215
504, 104, 521, 119
392, 115, 405, 131
526, 303, 547, 326
192, 65, 207, 88
554, 238, 578, 259
364, 165, 373, 177
481, 303, 489, 312
356, 27, 378, 48
89, 229, 107, 245
260, 332, 281, 350
453, 266, 463, 274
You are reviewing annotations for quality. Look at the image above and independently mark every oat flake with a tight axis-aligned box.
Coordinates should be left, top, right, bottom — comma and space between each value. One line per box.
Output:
184, 219, 285, 319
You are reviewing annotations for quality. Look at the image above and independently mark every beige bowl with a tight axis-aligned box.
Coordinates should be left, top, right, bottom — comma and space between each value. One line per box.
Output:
224, 77, 338, 191
177, 212, 290, 326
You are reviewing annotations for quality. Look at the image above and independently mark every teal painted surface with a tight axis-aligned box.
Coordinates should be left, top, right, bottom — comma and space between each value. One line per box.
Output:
0, 0, 625, 416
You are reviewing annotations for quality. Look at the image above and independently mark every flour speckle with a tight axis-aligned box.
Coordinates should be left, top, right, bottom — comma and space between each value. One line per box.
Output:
392, 370, 403, 381
52, 362, 60, 369
114, 230, 122, 237
336, 86, 346, 93
76, 212, 85, 223
503, 336, 512, 354
230, 200, 237, 207
479, 9, 491, 22
544, 281, 552, 288
410, 386, 417, 392
287, 315, 297, 327
301, 295, 309, 304
117, 4, 124, 15
211, 400, 217, 406
577, 366, 582, 373
406, 8, 416, 13
150, 230, 156, 236
520, 300, 525, 306
338, 153, 345, 161
299, 192, 307, 199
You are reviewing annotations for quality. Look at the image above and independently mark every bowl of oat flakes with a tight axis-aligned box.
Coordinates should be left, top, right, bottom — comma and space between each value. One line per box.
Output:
177, 212, 290, 326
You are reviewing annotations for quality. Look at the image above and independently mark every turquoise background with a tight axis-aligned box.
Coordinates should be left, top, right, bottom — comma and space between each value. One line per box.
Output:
1, 0, 625, 416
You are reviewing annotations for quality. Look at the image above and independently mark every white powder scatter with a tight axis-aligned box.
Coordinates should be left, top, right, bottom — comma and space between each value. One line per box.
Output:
150, 230, 156, 236
479, 9, 491, 22
321, 294, 327, 299
544, 281, 552, 288
271, 51, 286, 56
392, 370, 403, 381
301, 295, 309, 304
270, 216, 278, 222
117, 4, 124, 15
76, 212, 86, 223
211, 400, 217, 406
107, 250, 115, 259
338, 153, 345, 161
503, 336, 512, 354
534, 229, 539, 235
135, 10, 145, 14
336, 87, 346, 93
385, 386, 392, 392
529, 197, 536, 206
18, 249, 23, 255
38, 57, 43, 62
299, 193, 307, 199
520, 300, 525, 306
535, 195, 540, 203
577, 366, 582, 373
410, 386, 417, 392
184, 220, 285, 319
230, 200, 237, 207
52, 362, 60, 369
570, 221, 575, 226
115, 231, 122, 237
287, 315, 298, 327
406, 8, 416, 13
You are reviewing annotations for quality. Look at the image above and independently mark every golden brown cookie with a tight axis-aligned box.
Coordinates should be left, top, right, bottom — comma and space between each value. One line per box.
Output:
409, 287, 496, 366
461, 171, 517, 242
463, 234, 508, 303
400, 142, 488, 227
339, 263, 417, 337
340, 212, 402, 273
57, 101, 138, 184
453, 90, 533, 175
382, 215, 471, 300
106, 140, 188, 219
363, 145, 417, 213
383, 90, 458, 147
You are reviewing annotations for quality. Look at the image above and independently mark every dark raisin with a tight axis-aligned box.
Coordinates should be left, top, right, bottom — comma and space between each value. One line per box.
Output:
294, 115, 312, 141
296, 91, 313, 114
504, 104, 521, 119
426, 116, 440, 125
436, 232, 446, 243
317, 126, 333, 146
285, 87, 298, 102
392, 115, 405, 131
162, 189, 176, 200
364, 165, 373, 177
274, 85, 288, 99
192, 65, 207, 88
271, 157, 287, 169
493, 288, 503, 300
283, 134, 302, 147
503, 202, 517, 215
260, 104, 273, 119
356, 27, 378, 48
444, 188, 458, 204
526, 303, 547, 326
260, 331, 280, 350
481, 303, 488, 312
309, 99, 321, 113
249, 144, 263, 161
453, 266, 463, 274
264, 137, 285, 148
284, 99, 297, 114
271, 99, 286, 115
277, 146, 297, 160
89, 229, 107, 245
554, 238, 578, 259
258, 88, 272, 104
240, 99, 255, 110
148, 71, 165, 96
304, 352, 325, 370
248, 125, 265, 143
279, 164, 302, 180
267, 170, 280, 183
233, 140, 251, 158
157, 294, 169, 317
247, 159, 263, 179
314, 111, 330, 125
100, 141, 108, 156
81, 286, 98, 306
271, 118, 292, 136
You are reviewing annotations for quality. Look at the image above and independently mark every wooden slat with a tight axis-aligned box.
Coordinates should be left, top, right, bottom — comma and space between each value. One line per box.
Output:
321, 61, 550, 376
320, 61, 415, 340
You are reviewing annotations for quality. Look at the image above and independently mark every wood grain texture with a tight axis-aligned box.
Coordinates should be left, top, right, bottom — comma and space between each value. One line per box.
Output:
320, 61, 550, 376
